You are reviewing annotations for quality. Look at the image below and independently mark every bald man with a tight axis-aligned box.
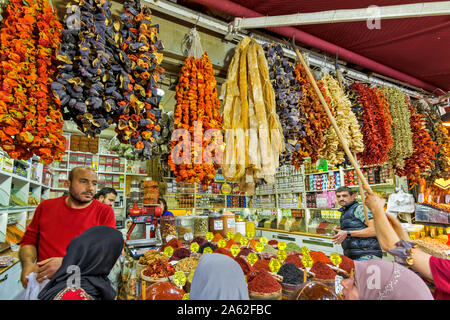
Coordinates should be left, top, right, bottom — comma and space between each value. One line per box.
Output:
19, 167, 116, 288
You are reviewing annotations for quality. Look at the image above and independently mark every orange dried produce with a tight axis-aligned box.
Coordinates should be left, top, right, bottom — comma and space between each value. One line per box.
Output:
310, 251, 331, 264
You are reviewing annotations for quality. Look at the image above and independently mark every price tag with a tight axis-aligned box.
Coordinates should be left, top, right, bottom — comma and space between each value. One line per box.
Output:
182, 293, 189, 300
330, 253, 342, 267
190, 242, 199, 253
240, 237, 249, 246
203, 247, 213, 254
255, 242, 264, 252
302, 254, 314, 269
335, 275, 344, 296
269, 258, 282, 273
227, 231, 235, 240
277, 241, 287, 251
277, 249, 287, 262
230, 244, 241, 257
247, 253, 258, 266
173, 271, 186, 287
301, 246, 310, 256
163, 246, 174, 258
217, 239, 227, 248
259, 236, 268, 245
206, 232, 214, 241
246, 231, 255, 239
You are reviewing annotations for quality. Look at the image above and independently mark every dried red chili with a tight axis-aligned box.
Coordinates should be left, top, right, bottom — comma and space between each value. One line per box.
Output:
284, 254, 304, 269
310, 261, 337, 280
268, 240, 278, 246
247, 270, 281, 293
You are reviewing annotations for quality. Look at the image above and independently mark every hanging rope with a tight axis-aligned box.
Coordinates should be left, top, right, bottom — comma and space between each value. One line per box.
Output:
182, 27, 204, 59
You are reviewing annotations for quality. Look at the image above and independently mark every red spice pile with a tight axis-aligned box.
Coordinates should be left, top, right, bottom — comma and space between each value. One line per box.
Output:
160, 238, 183, 252
339, 255, 355, 274
247, 270, 281, 293
237, 247, 253, 257
225, 239, 237, 249
310, 261, 337, 280
310, 251, 332, 264
253, 259, 270, 273
214, 248, 234, 258
284, 255, 304, 269
234, 256, 254, 276
268, 240, 278, 246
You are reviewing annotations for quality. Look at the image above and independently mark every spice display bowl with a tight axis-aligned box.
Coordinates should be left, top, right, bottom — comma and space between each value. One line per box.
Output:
141, 270, 174, 283
281, 282, 304, 300
294, 281, 339, 300
136, 262, 148, 277
249, 289, 282, 300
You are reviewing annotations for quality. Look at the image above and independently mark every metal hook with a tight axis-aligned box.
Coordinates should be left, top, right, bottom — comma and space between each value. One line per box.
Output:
194, 15, 200, 28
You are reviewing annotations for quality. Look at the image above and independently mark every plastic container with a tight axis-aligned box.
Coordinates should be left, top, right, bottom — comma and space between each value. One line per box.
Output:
209, 212, 224, 236
176, 216, 194, 243
194, 215, 209, 237
246, 218, 255, 236
160, 215, 177, 244
281, 282, 304, 300
222, 213, 236, 237
235, 218, 246, 236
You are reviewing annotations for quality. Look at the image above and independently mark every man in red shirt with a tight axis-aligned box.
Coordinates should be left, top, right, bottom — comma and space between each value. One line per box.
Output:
19, 167, 116, 288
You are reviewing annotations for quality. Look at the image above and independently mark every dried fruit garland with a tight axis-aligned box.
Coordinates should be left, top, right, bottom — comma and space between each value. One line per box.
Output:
293, 62, 331, 166
114, 0, 166, 159
382, 87, 414, 169
318, 74, 364, 168
414, 99, 450, 182
263, 43, 307, 166
169, 52, 222, 185
395, 98, 439, 188
348, 82, 393, 166
0, 0, 66, 164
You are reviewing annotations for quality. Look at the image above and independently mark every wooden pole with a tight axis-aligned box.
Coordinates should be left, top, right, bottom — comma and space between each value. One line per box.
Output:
291, 40, 373, 195
354, 153, 370, 223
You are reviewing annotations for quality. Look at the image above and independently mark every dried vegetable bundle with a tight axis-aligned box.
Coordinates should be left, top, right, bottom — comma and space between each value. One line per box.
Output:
395, 98, 439, 188
348, 83, 393, 166
169, 29, 222, 185
263, 43, 306, 166
222, 37, 284, 192
53, 0, 126, 137
114, 0, 166, 159
382, 87, 414, 169
293, 62, 331, 166
414, 99, 450, 182
0, 0, 66, 164
318, 74, 364, 167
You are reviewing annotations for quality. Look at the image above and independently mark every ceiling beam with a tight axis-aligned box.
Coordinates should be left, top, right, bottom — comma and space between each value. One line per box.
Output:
229, 2, 450, 31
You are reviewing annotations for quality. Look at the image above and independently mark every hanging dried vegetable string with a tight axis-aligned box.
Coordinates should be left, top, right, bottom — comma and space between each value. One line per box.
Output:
293, 62, 331, 166
169, 28, 222, 185
382, 87, 414, 169
395, 98, 439, 188
413, 99, 450, 183
263, 43, 307, 166
222, 37, 284, 193
0, 0, 66, 164
114, 0, 166, 159
318, 74, 364, 167
348, 82, 393, 166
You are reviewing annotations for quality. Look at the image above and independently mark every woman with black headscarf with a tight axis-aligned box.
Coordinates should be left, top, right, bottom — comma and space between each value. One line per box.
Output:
38, 226, 124, 300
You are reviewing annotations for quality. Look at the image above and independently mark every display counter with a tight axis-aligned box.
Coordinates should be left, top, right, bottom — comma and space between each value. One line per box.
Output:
0, 248, 22, 300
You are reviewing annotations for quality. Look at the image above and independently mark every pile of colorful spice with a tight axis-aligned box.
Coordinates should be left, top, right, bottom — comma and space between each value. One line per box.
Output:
225, 239, 238, 249
213, 248, 234, 258
199, 242, 217, 254
277, 263, 304, 285
285, 242, 301, 253
247, 270, 282, 294
160, 238, 183, 251
284, 254, 304, 269
168, 247, 191, 262
310, 261, 337, 280
248, 239, 259, 249
262, 245, 278, 254
310, 251, 332, 264
191, 237, 208, 247
237, 247, 253, 258
211, 233, 224, 243
268, 239, 278, 246
234, 256, 254, 278
142, 260, 176, 279
253, 259, 270, 273
175, 257, 199, 274
339, 255, 355, 274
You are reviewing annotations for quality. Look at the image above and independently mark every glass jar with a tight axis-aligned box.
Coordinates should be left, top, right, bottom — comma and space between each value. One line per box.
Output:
235, 218, 246, 236
246, 219, 255, 236
209, 212, 224, 237
160, 215, 177, 244
176, 216, 194, 243
194, 215, 209, 237
222, 213, 236, 237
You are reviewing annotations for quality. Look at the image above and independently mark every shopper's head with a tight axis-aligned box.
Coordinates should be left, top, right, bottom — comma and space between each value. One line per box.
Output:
336, 186, 356, 207
94, 187, 117, 206
341, 260, 433, 300
38, 226, 124, 300
190, 253, 249, 300
68, 167, 97, 204
158, 197, 167, 213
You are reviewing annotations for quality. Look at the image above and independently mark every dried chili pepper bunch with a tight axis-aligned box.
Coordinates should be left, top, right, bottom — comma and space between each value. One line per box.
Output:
293, 62, 331, 166
53, 0, 129, 137
382, 86, 414, 169
414, 99, 450, 182
263, 43, 307, 166
395, 98, 439, 188
0, 0, 66, 164
169, 52, 223, 185
318, 74, 364, 168
348, 82, 393, 166
114, 0, 166, 159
